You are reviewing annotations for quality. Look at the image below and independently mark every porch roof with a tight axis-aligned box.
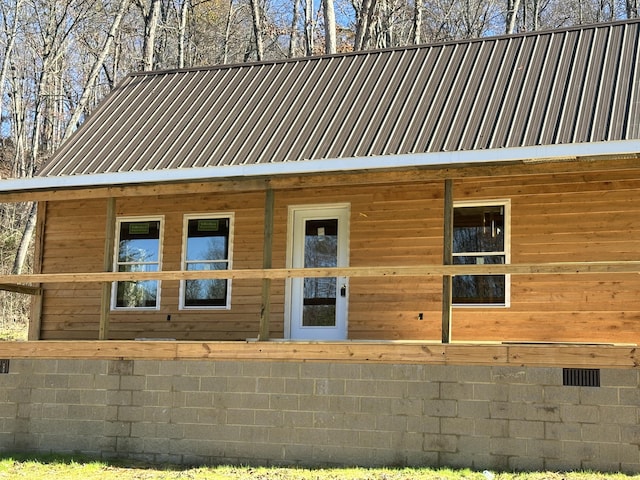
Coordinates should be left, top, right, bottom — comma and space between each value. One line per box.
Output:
1, 19, 640, 195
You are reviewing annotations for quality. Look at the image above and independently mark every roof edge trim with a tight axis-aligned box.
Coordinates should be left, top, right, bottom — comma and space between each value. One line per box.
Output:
2, 140, 639, 195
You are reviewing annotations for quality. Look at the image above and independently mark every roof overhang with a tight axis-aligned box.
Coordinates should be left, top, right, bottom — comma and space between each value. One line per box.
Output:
1, 140, 639, 196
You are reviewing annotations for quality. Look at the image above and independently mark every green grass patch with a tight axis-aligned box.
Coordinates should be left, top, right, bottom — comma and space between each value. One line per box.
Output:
0, 455, 639, 480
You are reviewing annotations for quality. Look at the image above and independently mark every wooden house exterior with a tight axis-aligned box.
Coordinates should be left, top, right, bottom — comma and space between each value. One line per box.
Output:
1, 19, 640, 346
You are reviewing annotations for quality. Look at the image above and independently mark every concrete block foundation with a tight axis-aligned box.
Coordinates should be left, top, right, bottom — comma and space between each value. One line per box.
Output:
0, 359, 638, 473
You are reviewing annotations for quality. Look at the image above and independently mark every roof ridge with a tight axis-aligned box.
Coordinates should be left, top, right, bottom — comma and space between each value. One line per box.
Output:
130, 18, 640, 77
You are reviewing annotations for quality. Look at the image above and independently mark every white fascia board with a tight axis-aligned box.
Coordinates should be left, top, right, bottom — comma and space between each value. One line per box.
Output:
1, 140, 639, 194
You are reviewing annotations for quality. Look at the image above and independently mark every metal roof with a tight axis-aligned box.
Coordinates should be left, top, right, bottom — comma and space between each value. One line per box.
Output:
25, 19, 640, 182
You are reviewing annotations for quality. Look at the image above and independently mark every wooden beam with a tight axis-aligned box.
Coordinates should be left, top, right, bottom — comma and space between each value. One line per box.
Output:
28, 201, 47, 340
0, 283, 42, 295
0, 178, 269, 203
2, 157, 639, 203
269, 157, 640, 188
258, 188, 274, 341
0, 340, 636, 369
99, 198, 116, 340
1, 260, 640, 285
442, 179, 453, 344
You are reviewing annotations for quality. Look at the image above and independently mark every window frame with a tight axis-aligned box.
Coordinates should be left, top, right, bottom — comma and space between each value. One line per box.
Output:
452, 199, 511, 308
111, 215, 164, 311
179, 213, 234, 310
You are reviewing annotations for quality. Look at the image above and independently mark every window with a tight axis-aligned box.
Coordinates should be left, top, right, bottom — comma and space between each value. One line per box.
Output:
180, 214, 233, 309
452, 201, 510, 306
113, 217, 163, 309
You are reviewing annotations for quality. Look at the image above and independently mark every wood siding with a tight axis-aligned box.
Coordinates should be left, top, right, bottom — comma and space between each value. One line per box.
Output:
37, 166, 640, 343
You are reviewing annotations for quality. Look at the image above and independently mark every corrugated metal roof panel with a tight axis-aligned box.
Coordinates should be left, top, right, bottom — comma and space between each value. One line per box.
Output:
36, 19, 640, 179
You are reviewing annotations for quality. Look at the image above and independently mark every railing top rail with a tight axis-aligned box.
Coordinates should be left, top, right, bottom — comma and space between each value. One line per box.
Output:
1, 261, 639, 288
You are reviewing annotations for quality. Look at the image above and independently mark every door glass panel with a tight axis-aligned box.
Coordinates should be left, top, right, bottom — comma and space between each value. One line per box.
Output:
303, 219, 338, 327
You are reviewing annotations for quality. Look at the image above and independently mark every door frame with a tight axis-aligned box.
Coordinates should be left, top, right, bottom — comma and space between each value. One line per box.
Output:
284, 203, 350, 340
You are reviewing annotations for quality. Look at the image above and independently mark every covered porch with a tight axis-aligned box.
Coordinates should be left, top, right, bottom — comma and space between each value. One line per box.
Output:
1, 157, 640, 347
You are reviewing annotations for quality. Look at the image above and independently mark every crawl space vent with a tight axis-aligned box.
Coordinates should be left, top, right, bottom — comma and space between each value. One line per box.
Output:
563, 368, 600, 387
0, 359, 9, 374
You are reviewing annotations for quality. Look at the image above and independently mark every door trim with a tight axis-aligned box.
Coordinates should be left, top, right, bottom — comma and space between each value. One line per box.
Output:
284, 203, 350, 340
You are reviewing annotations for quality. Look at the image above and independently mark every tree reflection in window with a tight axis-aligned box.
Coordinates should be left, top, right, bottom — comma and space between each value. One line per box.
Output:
452, 205, 506, 305
115, 220, 161, 308
303, 219, 338, 326
183, 217, 230, 308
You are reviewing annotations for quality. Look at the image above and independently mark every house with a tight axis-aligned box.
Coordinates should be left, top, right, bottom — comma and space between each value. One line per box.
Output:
3, 18, 639, 344
0, 19, 639, 471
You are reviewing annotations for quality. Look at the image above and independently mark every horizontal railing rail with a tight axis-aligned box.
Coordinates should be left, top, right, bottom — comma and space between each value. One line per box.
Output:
1, 261, 639, 291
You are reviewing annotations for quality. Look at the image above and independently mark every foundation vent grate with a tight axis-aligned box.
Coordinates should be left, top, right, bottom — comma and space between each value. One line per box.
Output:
563, 368, 600, 387
0, 359, 9, 374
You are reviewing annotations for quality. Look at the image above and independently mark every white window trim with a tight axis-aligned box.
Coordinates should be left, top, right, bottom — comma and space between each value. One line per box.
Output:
111, 215, 165, 311
452, 199, 511, 308
179, 213, 234, 310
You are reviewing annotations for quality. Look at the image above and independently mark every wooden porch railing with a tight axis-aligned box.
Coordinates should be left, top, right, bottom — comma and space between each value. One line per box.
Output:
1, 260, 640, 342
2, 260, 640, 285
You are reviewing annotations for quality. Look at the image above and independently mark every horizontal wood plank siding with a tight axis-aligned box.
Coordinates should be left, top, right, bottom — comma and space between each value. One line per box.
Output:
40, 192, 283, 340
37, 165, 640, 344
454, 169, 640, 343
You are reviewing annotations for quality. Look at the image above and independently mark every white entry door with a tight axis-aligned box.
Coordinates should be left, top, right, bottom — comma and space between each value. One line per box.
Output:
287, 205, 349, 340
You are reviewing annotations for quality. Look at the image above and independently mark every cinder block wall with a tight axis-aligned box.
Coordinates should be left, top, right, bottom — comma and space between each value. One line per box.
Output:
0, 359, 638, 473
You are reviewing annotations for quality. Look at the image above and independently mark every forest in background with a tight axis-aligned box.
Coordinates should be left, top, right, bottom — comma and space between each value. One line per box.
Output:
0, 0, 638, 339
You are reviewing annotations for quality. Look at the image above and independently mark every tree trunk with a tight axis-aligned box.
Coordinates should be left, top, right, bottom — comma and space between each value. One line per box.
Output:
0, 0, 22, 135
323, 0, 336, 53
178, 0, 189, 68
304, 0, 314, 55
506, 0, 520, 33
250, 0, 264, 60
64, 0, 130, 140
413, 0, 422, 44
353, 0, 377, 50
223, 0, 233, 63
9, 65, 27, 180
12, 203, 37, 275
142, 0, 161, 70
289, 0, 299, 56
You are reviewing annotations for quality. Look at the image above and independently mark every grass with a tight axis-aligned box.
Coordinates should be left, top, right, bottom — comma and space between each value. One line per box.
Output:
0, 455, 639, 480
0, 320, 27, 341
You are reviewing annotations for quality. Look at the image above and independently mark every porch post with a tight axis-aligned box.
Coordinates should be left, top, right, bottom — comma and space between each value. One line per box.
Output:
258, 188, 274, 341
28, 201, 47, 340
442, 179, 453, 343
99, 197, 116, 340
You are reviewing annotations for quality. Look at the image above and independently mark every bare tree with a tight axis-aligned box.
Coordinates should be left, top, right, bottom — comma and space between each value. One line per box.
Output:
10, 0, 95, 274
250, 0, 264, 59
288, 0, 299, 55
223, 0, 234, 62
137, 0, 161, 70
0, 0, 22, 137
178, 0, 189, 67
304, 0, 313, 54
64, 0, 130, 140
506, 0, 521, 32
323, 0, 336, 53
413, 0, 422, 43
353, 0, 377, 49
